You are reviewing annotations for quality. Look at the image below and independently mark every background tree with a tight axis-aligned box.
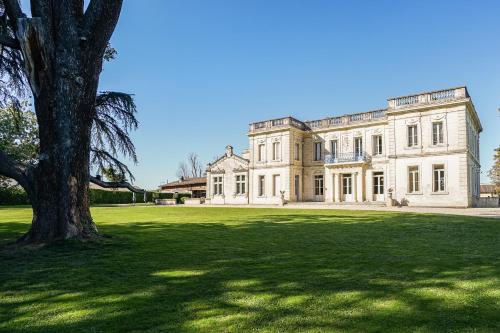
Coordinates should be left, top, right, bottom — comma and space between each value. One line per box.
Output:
176, 161, 189, 179
488, 147, 500, 194
0, 103, 38, 187
0, 1, 131, 245
176, 153, 204, 179
188, 152, 204, 178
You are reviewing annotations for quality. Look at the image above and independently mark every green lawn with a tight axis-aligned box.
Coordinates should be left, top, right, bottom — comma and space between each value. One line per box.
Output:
1, 206, 500, 332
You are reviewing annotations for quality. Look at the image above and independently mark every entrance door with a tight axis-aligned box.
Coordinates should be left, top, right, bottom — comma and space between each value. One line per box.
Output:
314, 174, 324, 201
373, 172, 385, 201
342, 174, 353, 202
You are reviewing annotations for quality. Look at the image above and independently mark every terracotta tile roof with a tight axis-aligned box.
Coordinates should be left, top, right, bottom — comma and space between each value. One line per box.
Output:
160, 177, 207, 189
480, 184, 496, 194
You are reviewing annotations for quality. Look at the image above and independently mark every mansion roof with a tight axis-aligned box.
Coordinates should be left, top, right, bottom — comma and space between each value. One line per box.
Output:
249, 86, 481, 134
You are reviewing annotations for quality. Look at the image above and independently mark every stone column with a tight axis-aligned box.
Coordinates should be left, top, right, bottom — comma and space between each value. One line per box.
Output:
357, 169, 363, 202
353, 172, 358, 202
206, 172, 212, 198
334, 173, 341, 202
365, 169, 372, 202
324, 170, 333, 202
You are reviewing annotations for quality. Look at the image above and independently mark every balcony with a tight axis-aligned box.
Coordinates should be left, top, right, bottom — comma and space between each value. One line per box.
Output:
387, 87, 469, 110
324, 152, 371, 165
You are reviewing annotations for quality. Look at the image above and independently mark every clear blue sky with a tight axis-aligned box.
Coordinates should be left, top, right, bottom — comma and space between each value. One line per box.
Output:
94, 0, 500, 189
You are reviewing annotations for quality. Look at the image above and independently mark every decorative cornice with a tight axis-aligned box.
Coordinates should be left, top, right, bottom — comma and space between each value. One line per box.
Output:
387, 149, 469, 159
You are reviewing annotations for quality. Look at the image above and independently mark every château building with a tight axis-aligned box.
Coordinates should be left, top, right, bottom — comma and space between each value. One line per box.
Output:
206, 86, 482, 207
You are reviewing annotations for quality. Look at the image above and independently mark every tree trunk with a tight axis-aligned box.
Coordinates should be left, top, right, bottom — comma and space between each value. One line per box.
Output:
15, 23, 103, 244
0, 1, 124, 245
18, 80, 100, 244
20, 166, 98, 244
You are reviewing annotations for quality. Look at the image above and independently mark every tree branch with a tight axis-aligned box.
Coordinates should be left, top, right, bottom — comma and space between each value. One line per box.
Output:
83, 0, 123, 53
89, 175, 144, 193
4, 0, 25, 21
0, 33, 20, 49
0, 149, 30, 188
3, 0, 26, 33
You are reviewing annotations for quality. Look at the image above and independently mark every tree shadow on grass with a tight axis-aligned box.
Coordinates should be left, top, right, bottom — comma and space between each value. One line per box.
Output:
1, 211, 500, 332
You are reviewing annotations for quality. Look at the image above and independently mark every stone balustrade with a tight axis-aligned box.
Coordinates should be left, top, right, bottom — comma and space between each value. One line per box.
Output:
388, 87, 468, 110
305, 109, 387, 130
249, 110, 387, 133
249, 116, 308, 133
248, 87, 469, 134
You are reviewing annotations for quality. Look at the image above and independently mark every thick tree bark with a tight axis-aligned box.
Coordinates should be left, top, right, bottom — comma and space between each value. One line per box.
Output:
0, 0, 124, 245
18, 54, 100, 243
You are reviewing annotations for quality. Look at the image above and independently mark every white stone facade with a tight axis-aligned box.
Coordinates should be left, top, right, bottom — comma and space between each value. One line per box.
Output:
206, 145, 250, 205
207, 87, 482, 207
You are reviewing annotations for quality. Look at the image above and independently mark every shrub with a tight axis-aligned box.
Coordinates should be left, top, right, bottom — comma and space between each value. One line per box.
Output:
176, 193, 191, 204
0, 186, 30, 205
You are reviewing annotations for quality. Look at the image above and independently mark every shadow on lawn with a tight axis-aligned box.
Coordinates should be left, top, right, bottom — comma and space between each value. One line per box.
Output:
1, 212, 500, 332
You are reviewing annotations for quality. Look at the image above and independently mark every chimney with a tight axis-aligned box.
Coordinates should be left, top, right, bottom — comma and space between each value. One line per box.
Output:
225, 145, 233, 157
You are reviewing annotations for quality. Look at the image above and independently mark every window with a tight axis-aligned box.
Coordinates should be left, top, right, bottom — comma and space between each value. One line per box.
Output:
432, 122, 443, 145
294, 143, 300, 161
272, 174, 280, 196
373, 172, 384, 194
408, 166, 420, 193
258, 175, 265, 196
314, 175, 324, 196
354, 137, 362, 157
408, 125, 418, 147
272, 142, 280, 160
330, 140, 338, 159
294, 175, 300, 198
236, 175, 246, 195
314, 142, 322, 161
373, 135, 383, 155
342, 175, 352, 194
258, 144, 265, 162
433, 164, 446, 192
213, 176, 223, 195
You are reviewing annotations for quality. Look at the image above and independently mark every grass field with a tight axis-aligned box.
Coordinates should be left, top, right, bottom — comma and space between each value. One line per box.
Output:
1, 206, 500, 332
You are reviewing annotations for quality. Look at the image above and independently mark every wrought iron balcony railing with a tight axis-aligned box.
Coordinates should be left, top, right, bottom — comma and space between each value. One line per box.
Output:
324, 152, 370, 164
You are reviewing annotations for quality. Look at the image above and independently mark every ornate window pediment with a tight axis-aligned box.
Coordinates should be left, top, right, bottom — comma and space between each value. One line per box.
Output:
210, 168, 225, 174
431, 114, 445, 121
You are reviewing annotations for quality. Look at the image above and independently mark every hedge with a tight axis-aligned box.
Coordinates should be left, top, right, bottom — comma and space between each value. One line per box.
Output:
89, 189, 135, 205
0, 187, 192, 206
